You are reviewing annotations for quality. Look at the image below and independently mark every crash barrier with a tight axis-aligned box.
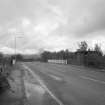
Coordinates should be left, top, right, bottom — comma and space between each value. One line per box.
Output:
48, 59, 67, 64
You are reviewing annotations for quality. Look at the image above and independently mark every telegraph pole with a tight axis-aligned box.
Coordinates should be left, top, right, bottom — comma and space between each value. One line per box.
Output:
13, 31, 24, 64
12, 33, 17, 65
14, 33, 16, 64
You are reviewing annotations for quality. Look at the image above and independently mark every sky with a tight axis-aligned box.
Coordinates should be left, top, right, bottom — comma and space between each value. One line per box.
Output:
0, 0, 105, 54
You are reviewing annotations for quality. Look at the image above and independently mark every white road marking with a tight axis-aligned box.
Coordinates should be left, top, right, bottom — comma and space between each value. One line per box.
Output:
48, 74, 63, 81
22, 64, 64, 105
80, 76, 105, 85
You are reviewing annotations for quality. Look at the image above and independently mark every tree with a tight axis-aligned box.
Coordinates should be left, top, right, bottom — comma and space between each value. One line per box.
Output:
94, 44, 103, 56
0, 53, 3, 63
16, 54, 23, 61
41, 51, 51, 62
78, 41, 88, 51
94, 44, 101, 52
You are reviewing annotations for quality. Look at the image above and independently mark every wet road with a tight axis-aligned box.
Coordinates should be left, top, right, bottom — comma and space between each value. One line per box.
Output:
22, 63, 60, 105
21, 62, 105, 105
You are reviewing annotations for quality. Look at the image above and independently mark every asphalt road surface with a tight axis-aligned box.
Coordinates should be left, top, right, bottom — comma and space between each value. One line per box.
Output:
21, 62, 105, 105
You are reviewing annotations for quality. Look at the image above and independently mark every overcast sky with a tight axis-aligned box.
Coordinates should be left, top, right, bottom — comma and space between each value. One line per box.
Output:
0, 0, 105, 54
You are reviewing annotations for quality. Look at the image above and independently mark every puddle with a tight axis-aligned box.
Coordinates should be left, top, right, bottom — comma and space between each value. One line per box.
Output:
25, 82, 46, 105
25, 82, 59, 105
25, 82, 45, 97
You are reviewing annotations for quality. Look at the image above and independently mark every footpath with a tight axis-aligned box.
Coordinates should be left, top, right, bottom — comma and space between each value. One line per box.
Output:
0, 64, 27, 105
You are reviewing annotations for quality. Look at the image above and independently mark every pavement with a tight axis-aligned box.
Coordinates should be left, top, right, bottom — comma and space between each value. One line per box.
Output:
0, 68, 23, 105
1, 62, 105, 105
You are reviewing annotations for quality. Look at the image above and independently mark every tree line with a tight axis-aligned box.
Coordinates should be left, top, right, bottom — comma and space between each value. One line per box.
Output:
41, 41, 105, 69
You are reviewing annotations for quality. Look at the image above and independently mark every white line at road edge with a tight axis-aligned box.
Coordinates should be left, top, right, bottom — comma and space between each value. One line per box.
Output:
22, 64, 64, 105
80, 76, 105, 85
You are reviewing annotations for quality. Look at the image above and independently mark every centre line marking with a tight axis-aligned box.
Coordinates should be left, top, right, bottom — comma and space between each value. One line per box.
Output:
80, 76, 105, 85
22, 64, 64, 105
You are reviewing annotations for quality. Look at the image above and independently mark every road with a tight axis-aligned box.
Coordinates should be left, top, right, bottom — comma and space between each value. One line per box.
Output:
21, 62, 105, 105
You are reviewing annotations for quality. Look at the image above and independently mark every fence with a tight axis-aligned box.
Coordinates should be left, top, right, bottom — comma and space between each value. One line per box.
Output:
48, 59, 67, 64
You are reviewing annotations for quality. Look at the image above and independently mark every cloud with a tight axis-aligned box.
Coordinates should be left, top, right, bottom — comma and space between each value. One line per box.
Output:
0, 46, 21, 54
0, 46, 39, 54
65, 0, 105, 36
0, 0, 105, 54
0, 0, 105, 36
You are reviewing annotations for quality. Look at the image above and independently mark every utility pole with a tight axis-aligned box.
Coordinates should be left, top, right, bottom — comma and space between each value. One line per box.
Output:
14, 33, 16, 64
12, 33, 17, 65
13, 31, 24, 64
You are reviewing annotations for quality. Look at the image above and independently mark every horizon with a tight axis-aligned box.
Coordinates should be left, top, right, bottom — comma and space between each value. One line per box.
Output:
0, 40, 104, 54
